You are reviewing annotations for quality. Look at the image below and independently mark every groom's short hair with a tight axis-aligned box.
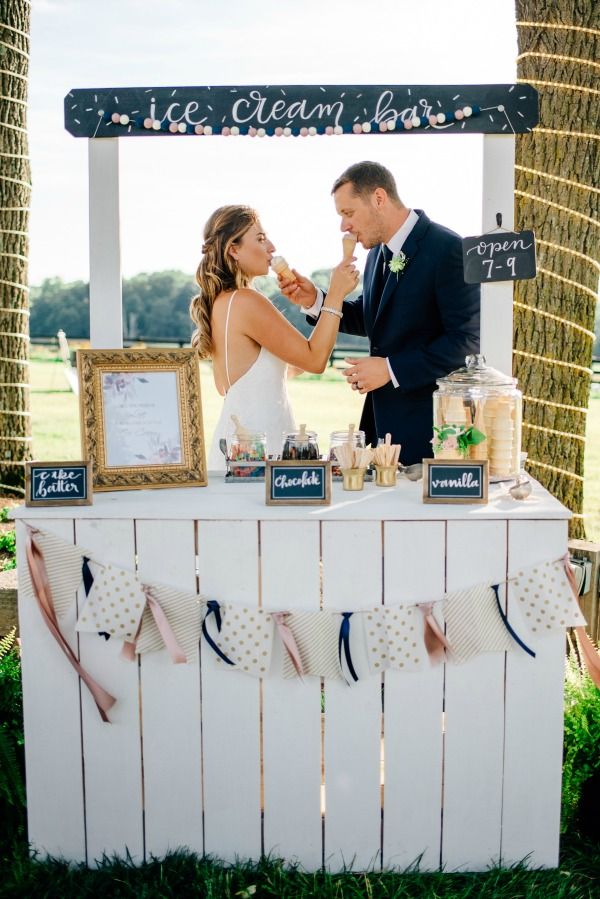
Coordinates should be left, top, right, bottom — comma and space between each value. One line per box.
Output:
332, 161, 401, 203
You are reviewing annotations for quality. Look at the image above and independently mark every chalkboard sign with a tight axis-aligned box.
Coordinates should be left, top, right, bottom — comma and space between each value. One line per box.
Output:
266, 461, 331, 506
64, 84, 539, 139
26, 461, 93, 507
422, 459, 488, 505
462, 230, 536, 283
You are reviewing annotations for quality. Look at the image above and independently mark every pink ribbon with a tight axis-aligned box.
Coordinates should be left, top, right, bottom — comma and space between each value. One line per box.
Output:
417, 602, 450, 665
563, 554, 600, 689
144, 588, 186, 664
272, 612, 304, 679
25, 526, 116, 723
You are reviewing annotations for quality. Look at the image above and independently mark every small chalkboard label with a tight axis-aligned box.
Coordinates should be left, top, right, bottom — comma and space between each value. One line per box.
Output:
26, 461, 93, 507
422, 459, 488, 505
266, 461, 331, 506
462, 230, 536, 284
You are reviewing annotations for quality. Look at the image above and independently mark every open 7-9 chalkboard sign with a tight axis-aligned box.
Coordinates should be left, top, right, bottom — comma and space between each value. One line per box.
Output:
266, 461, 331, 506
25, 461, 93, 507
422, 459, 488, 505
462, 230, 537, 284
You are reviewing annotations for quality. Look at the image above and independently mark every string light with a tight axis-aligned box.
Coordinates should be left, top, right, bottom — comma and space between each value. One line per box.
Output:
0, 410, 31, 417
522, 421, 585, 442
0, 22, 30, 41
527, 459, 584, 482
0, 279, 28, 293
530, 126, 600, 141
516, 51, 600, 70
1, 253, 29, 265
516, 21, 600, 37
0, 435, 32, 441
0, 40, 28, 60
0, 307, 29, 316
0, 228, 29, 238
0, 332, 30, 341
515, 164, 600, 196
517, 77, 600, 97
0, 384, 30, 390
522, 395, 587, 415
0, 120, 27, 135
513, 302, 596, 340
513, 349, 593, 376
0, 482, 24, 495
0, 69, 27, 83
0, 94, 27, 108
0, 150, 29, 161
535, 238, 600, 273
0, 357, 28, 366
535, 267, 599, 300
1, 174, 32, 190
514, 190, 599, 228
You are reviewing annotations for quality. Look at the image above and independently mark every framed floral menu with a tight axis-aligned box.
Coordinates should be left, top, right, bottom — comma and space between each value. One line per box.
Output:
77, 348, 207, 491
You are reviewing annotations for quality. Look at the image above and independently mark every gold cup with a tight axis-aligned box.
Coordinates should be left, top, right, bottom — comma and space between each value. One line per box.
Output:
341, 467, 365, 490
374, 465, 397, 487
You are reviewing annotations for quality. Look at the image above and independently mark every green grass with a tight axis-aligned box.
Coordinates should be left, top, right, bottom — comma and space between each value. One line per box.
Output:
28, 358, 600, 540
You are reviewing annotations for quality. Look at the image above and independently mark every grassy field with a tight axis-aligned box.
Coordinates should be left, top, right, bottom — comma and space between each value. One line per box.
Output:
28, 351, 600, 540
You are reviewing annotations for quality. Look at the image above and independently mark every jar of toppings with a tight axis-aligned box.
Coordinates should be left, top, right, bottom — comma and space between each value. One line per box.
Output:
432, 354, 522, 480
226, 430, 267, 479
281, 424, 320, 460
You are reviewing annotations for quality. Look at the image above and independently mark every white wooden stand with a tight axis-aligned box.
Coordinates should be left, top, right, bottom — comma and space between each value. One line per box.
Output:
14, 477, 568, 871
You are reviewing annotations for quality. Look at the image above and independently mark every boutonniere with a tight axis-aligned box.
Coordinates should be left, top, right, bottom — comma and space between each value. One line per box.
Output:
389, 251, 409, 278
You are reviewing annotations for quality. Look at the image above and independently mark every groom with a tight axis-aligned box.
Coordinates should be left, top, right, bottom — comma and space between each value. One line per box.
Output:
279, 161, 481, 464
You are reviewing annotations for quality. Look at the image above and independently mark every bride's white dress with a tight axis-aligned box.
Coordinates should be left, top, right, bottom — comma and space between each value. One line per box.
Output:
207, 290, 296, 471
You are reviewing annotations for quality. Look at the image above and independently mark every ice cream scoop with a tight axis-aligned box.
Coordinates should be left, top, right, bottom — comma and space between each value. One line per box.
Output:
342, 232, 357, 259
271, 255, 296, 283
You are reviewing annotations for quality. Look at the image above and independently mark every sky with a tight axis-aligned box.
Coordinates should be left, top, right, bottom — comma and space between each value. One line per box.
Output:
27, 0, 519, 286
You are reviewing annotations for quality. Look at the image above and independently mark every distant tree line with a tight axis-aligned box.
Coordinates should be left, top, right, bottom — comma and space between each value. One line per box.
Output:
29, 269, 368, 350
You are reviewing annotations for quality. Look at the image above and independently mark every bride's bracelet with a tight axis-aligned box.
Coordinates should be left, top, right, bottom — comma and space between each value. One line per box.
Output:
321, 306, 343, 319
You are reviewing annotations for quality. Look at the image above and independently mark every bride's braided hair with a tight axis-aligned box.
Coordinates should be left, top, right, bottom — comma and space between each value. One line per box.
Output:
190, 205, 258, 358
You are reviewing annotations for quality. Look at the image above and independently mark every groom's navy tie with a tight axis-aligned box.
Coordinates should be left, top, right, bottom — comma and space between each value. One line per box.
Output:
371, 244, 393, 318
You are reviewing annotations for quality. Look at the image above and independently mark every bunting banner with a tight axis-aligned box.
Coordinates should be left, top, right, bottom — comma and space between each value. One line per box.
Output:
20, 525, 594, 722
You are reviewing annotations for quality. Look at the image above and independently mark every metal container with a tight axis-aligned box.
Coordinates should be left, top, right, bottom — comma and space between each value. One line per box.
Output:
432, 354, 522, 480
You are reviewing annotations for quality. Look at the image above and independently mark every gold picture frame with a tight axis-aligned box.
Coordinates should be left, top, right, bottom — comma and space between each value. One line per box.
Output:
78, 348, 207, 491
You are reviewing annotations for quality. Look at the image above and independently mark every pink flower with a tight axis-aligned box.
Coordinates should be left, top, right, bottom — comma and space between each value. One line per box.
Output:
445, 436, 458, 450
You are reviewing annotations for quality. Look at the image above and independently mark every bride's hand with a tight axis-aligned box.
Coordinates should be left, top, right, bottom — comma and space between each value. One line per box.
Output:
328, 257, 360, 299
277, 269, 318, 307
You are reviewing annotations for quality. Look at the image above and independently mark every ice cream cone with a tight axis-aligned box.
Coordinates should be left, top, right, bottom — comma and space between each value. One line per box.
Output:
342, 232, 357, 259
271, 255, 296, 283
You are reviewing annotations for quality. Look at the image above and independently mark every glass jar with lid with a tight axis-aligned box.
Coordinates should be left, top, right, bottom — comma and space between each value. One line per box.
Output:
329, 428, 365, 477
281, 425, 320, 460
226, 430, 267, 478
432, 354, 522, 480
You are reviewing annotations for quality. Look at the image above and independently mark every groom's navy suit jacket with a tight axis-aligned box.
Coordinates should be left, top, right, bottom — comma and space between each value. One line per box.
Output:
336, 210, 480, 464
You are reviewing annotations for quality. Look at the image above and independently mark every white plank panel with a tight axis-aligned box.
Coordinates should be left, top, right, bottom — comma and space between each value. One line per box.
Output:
502, 519, 567, 867
197, 520, 261, 862
136, 520, 202, 857
88, 137, 123, 349
74, 519, 144, 864
16, 518, 86, 861
322, 521, 382, 872
443, 520, 507, 871
262, 520, 322, 869
383, 521, 445, 871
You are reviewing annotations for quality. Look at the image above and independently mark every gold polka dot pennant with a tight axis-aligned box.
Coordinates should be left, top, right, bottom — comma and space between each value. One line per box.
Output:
75, 563, 146, 640
362, 605, 428, 674
136, 585, 206, 663
508, 559, 586, 635
282, 611, 343, 680
210, 603, 274, 677
20, 529, 87, 620
443, 583, 514, 663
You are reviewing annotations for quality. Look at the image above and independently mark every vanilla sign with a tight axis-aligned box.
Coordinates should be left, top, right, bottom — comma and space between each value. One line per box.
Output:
26, 461, 93, 507
422, 460, 488, 505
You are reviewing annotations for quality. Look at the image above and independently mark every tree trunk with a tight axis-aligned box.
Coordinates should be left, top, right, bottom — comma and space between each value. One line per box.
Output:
513, 1, 599, 538
0, 0, 31, 494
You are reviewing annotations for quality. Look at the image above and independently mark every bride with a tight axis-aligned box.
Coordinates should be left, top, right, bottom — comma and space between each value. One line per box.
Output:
190, 205, 359, 470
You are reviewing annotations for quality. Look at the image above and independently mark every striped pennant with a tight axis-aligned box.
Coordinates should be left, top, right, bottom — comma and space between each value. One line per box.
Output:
443, 583, 513, 663
21, 530, 85, 619
282, 610, 343, 680
137, 585, 205, 663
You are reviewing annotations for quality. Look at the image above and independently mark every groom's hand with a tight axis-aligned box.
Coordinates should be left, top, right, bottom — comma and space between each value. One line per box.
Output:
277, 269, 317, 308
344, 357, 391, 394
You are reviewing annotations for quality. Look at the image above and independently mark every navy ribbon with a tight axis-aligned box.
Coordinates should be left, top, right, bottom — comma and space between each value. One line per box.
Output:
338, 612, 359, 683
202, 599, 234, 666
492, 584, 536, 658
82, 557, 110, 642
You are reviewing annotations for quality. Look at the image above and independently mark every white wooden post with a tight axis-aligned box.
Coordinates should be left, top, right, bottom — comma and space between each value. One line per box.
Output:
88, 138, 123, 348
480, 134, 515, 376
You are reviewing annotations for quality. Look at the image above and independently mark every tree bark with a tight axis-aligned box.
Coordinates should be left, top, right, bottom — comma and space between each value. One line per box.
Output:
514, 0, 599, 538
0, 0, 31, 494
